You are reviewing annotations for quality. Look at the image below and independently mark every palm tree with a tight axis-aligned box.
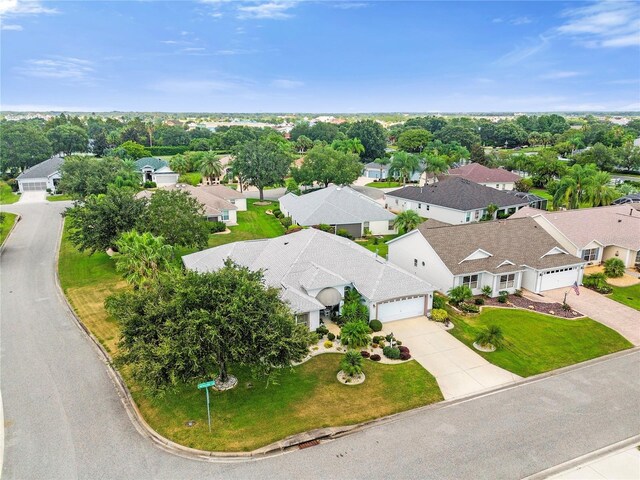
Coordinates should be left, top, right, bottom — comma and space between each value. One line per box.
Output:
199, 152, 223, 185
483, 203, 499, 220
393, 209, 422, 234
552, 163, 598, 209
373, 156, 390, 181
389, 151, 420, 186
475, 325, 504, 349
114, 231, 175, 288
423, 154, 449, 183
332, 138, 365, 156
585, 170, 617, 207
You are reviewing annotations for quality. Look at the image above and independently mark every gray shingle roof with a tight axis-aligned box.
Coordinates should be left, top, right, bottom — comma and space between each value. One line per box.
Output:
17, 156, 64, 180
182, 228, 435, 313
447, 163, 521, 183
408, 217, 585, 275
135, 184, 236, 217
279, 185, 395, 226
201, 184, 246, 200
386, 177, 529, 211
613, 193, 640, 205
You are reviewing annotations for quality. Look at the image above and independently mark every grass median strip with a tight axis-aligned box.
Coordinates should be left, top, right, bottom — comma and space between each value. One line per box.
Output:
1, 213, 18, 245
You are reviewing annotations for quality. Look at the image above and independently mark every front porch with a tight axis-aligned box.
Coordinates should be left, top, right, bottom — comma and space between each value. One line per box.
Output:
454, 271, 522, 298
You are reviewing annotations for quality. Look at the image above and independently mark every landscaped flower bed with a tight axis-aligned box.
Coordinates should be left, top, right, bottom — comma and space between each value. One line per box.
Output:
471, 295, 582, 319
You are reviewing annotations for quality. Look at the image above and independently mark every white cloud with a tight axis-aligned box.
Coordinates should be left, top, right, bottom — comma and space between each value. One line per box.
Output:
331, 2, 368, 9
215, 49, 255, 55
538, 71, 584, 80
557, 1, 640, 48
492, 15, 533, 25
495, 35, 550, 65
236, 1, 298, 20
1, 23, 23, 30
0, 0, 58, 18
15, 56, 94, 81
271, 79, 303, 88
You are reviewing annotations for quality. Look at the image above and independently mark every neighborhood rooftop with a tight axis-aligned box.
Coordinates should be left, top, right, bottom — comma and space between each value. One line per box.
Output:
16, 156, 64, 180
407, 217, 585, 275
134, 157, 169, 171
447, 163, 521, 184
136, 184, 237, 217
279, 184, 395, 226
510, 205, 640, 252
387, 177, 529, 211
182, 228, 435, 312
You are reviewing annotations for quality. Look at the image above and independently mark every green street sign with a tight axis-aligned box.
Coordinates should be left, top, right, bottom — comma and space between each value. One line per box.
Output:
198, 380, 216, 389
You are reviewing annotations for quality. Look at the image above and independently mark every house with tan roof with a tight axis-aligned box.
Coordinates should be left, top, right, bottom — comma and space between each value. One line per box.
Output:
387, 217, 586, 297
510, 205, 640, 268
422, 162, 521, 190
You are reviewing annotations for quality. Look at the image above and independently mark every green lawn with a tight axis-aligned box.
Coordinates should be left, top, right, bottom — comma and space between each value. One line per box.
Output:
207, 199, 285, 248
365, 181, 401, 189
448, 307, 632, 377
47, 194, 73, 202
356, 234, 398, 259
0, 212, 18, 245
131, 353, 442, 452
608, 284, 640, 311
0, 182, 19, 205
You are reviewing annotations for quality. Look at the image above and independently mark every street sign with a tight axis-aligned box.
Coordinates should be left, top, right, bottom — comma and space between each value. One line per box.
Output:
198, 380, 216, 389
197, 379, 216, 432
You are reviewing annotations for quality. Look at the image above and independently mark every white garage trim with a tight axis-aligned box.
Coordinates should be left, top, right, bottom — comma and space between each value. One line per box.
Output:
20, 181, 48, 191
375, 295, 426, 322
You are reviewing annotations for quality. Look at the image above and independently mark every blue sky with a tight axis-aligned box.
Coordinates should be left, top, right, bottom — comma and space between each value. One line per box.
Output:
1, 0, 639, 112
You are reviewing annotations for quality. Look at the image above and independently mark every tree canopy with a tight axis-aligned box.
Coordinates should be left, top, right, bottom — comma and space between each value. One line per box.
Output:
347, 120, 387, 161
232, 138, 292, 200
292, 145, 362, 187
47, 124, 89, 155
0, 121, 53, 173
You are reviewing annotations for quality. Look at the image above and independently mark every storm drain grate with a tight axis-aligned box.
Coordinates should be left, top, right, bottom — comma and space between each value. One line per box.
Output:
298, 440, 320, 449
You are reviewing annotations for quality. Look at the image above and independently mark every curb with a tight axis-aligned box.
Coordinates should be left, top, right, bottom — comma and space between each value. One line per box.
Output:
52, 217, 640, 462
0, 213, 21, 254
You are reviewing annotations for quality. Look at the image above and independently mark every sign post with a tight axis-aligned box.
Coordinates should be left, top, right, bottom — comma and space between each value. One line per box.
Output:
197, 380, 216, 433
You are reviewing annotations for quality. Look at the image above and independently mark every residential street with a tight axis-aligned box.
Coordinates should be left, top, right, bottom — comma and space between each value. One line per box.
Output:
1, 202, 640, 480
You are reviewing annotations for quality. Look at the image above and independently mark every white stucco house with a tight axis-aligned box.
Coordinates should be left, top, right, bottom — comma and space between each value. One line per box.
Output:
423, 162, 521, 190
387, 217, 586, 297
182, 228, 436, 330
280, 184, 397, 237
510, 205, 640, 268
135, 157, 179, 186
16, 156, 64, 193
385, 177, 529, 225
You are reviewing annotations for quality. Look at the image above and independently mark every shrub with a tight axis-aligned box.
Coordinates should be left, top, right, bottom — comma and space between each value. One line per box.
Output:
316, 325, 329, 336
583, 273, 613, 294
448, 285, 473, 306
369, 319, 383, 332
481, 285, 493, 298
360, 350, 370, 358
340, 320, 371, 349
313, 223, 334, 233
383, 346, 401, 360
340, 350, 364, 377
143, 181, 157, 189
396, 340, 402, 346
272, 208, 282, 217
148, 145, 189, 156
430, 308, 448, 323
475, 297, 485, 305
370, 354, 381, 361
475, 325, 504, 349
336, 229, 354, 240
341, 301, 369, 324
280, 216, 293, 228
385, 334, 393, 343
207, 221, 226, 233
324, 340, 333, 349
327, 332, 336, 341
399, 352, 412, 361
372, 335, 384, 344
497, 290, 508, 303
603, 257, 625, 278
460, 303, 480, 313
398, 345, 410, 354
432, 295, 446, 309
285, 226, 304, 235
514, 289, 523, 297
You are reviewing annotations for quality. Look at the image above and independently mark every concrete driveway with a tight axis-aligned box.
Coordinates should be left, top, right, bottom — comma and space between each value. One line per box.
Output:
16, 191, 46, 203
388, 317, 520, 399
542, 287, 640, 346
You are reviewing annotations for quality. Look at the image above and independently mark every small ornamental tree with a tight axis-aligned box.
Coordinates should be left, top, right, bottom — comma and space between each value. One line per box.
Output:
340, 350, 364, 377
475, 325, 504, 349
603, 257, 625, 278
448, 285, 473, 306
340, 321, 371, 349
114, 231, 175, 288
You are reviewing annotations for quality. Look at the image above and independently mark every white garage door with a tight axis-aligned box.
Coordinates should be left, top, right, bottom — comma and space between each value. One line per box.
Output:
539, 266, 580, 291
377, 296, 425, 322
21, 181, 47, 191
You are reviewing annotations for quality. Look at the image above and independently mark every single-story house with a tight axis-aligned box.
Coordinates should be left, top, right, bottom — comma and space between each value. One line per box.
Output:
509, 191, 548, 211
510, 205, 640, 268
16, 156, 64, 193
424, 163, 521, 190
363, 162, 390, 180
201, 184, 247, 211
279, 184, 397, 237
385, 177, 529, 225
135, 157, 179, 186
387, 217, 586, 297
182, 228, 436, 330
613, 193, 640, 205
136, 184, 239, 225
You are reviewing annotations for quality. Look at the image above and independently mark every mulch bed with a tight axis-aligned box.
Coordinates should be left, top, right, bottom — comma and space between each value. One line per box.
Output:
473, 295, 583, 319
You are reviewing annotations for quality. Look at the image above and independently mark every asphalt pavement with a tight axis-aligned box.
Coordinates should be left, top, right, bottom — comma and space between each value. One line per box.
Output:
1, 201, 639, 480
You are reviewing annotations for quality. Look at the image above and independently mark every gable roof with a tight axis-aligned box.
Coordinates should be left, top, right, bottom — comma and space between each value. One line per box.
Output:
17, 156, 64, 180
412, 217, 584, 275
447, 163, 521, 184
200, 184, 246, 200
386, 177, 529, 211
510, 205, 640, 251
182, 228, 435, 312
134, 157, 169, 172
135, 184, 237, 217
279, 185, 395, 226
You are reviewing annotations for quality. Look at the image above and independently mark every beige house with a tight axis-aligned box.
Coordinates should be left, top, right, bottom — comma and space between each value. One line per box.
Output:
510, 205, 640, 268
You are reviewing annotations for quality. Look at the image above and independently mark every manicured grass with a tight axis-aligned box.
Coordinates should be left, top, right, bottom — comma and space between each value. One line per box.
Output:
0, 213, 18, 245
608, 283, 640, 311
131, 353, 442, 452
178, 172, 202, 186
356, 234, 398, 259
448, 307, 632, 377
207, 199, 285, 248
365, 181, 401, 189
0, 181, 19, 205
47, 194, 73, 202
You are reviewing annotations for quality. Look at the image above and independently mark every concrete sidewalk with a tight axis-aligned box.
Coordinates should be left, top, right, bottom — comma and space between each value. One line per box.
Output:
553, 445, 640, 479
17, 191, 47, 203
387, 316, 520, 399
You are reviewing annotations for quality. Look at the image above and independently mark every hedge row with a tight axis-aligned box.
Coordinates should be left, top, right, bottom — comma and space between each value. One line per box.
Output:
148, 146, 189, 156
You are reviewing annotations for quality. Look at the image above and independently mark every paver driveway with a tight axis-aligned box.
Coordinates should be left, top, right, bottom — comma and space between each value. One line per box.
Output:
388, 316, 520, 399
542, 287, 640, 346
17, 191, 46, 203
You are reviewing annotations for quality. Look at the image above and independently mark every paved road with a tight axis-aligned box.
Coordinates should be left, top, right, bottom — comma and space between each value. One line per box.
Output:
2, 202, 640, 480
